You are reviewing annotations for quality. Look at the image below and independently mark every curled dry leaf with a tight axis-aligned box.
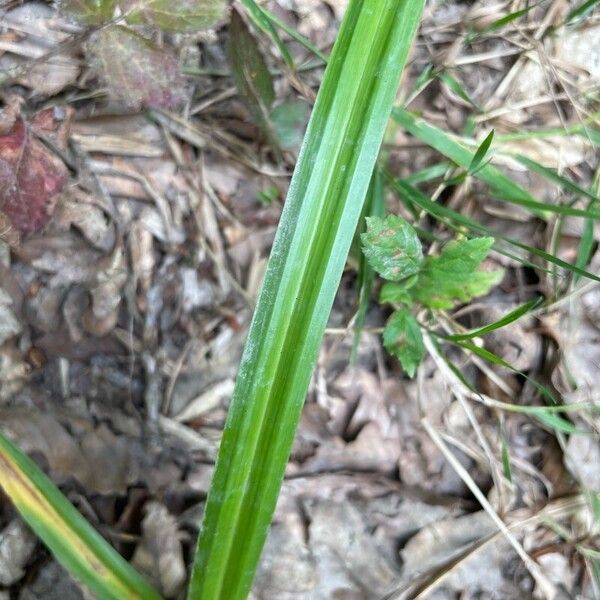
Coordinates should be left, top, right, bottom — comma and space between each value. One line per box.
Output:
120, 0, 227, 32
1, 4, 80, 96
0, 520, 37, 586
0, 289, 22, 345
0, 118, 68, 234
87, 26, 189, 110
132, 502, 186, 598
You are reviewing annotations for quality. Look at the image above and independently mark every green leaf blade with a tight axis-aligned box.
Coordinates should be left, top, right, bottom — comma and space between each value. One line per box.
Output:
188, 1, 426, 598
0, 432, 161, 600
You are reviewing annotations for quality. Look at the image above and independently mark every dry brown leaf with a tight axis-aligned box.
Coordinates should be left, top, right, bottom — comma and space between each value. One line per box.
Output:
132, 502, 186, 598
0, 520, 36, 586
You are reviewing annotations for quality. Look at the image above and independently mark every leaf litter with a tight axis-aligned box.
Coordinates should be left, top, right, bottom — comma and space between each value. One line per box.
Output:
0, 0, 599, 598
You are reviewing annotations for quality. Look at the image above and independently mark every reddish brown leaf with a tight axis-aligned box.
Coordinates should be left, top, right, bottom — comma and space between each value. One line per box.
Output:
87, 26, 189, 110
0, 118, 68, 234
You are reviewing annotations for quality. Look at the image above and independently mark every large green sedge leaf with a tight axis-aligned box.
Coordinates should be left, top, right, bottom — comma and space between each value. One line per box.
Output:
392, 109, 600, 220
188, 1, 425, 598
0, 431, 161, 600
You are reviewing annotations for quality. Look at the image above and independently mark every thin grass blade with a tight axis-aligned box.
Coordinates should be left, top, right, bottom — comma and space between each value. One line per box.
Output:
392, 109, 600, 219
0, 431, 162, 600
188, 2, 425, 598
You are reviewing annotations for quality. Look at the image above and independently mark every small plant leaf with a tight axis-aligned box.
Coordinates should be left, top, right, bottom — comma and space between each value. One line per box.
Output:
361, 214, 423, 281
383, 308, 425, 377
58, 0, 116, 24
0, 118, 68, 234
379, 276, 417, 305
411, 237, 503, 309
120, 0, 227, 32
228, 9, 279, 153
88, 26, 188, 110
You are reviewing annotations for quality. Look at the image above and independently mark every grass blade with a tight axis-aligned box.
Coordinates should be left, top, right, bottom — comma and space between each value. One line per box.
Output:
445, 297, 543, 342
510, 153, 599, 202
566, 0, 600, 22
392, 109, 600, 219
0, 432, 162, 600
188, 2, 425, 598
239, 0, 295, 69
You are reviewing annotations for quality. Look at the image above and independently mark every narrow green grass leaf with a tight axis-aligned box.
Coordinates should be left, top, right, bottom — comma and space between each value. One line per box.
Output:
251, 2, 329, 64
240, 0, 295, 69
532, 411, 582, 434
392, 109, 600, 219
484, 3, 539, 32
403, 162, 450, 185
0, 432, 161, 600
566, 0, 600, 22
510, 154, 599, 203
438, 71, 479, 108
469, 129, 494, 173
452, 340, 560, 407
446, 297, 543, 341
575, 174, 599, 284
188, 2, 425, 599
500, 428, 512, 483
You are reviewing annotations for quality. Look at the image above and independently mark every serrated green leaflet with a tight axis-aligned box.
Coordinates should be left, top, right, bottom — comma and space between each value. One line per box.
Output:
383, 308, 425, 377
411, 237, 503, 310
392, 178, 600, 283
361, 214, 423, 281
188, 2, 425, 598
0, 432, 161, 600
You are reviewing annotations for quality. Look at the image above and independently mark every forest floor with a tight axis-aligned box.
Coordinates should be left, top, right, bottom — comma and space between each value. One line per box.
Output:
0, 0, 599, 598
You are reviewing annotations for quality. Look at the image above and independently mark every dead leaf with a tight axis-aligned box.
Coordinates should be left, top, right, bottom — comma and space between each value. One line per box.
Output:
0, 118, 68, 234
228, 9, 280, 154
0, 288, 21, 345
1, 3, 79, 96
564, 433, 600, 492
87, 26, 189, 111
0, 520, 36, 586
132, 502, 186, 598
